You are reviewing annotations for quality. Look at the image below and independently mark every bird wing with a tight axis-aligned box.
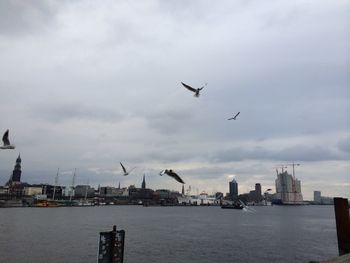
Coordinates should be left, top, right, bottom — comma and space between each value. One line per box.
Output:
181, 82, 196, 93
120, 162, 126, 173
2, 130, 10, 146
228, 117, 234, 120
233, 112, 240, 119
166, 170, 185, 184
199, 83, 207, 91
129, 167, 136, 174
159, 170, 166, 175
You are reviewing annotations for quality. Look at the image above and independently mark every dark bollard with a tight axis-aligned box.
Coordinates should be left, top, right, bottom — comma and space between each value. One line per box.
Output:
98, 225, 125, 263
334, 197, 350, 256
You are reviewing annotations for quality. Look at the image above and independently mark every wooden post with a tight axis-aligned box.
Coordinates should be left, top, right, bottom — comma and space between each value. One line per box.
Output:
334, 197, 350, 256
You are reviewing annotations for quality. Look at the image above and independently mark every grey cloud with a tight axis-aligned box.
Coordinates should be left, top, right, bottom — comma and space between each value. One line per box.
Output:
33, 102, 123, 123
0, 1, 58, 36
212, 147, 271, 162
337, 137, 350, 154
145, 106, 194, 135
179, 166, 234, 180
276, 145, 341, 162
213, 144, 342, 163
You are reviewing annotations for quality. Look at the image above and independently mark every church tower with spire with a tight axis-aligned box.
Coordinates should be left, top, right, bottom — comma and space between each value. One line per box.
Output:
141, 174, 146, 189
7, 154, 22, 185
6, 154, 23, 198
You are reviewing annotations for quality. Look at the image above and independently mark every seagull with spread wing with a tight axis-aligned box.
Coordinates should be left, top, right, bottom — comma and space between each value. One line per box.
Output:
181, 82, 207, 97
120, 162, 136, 176
228, 112, 240, 120
0, 130, 15, 149
159, 169, 185, 184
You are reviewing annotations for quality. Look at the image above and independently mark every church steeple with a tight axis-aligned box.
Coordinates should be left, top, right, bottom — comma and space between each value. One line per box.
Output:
7, 154, 22, 185
141, 174, 146, 189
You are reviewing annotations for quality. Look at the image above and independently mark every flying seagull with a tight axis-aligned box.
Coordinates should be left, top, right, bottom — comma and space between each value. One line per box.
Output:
0, 130, 15, 149
228, 112, 240, 120
120, 162, 136, 176
181, 82, 207, 97
160, 169, 185, 184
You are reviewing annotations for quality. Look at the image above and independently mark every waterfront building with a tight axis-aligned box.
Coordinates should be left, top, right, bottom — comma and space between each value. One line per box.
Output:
229, 179, 238, 200
255, 183, 262, 202
23, 185, 43, 196
42, 184, 63, 199
320, 196, 334, 205
0, 186, 9, 196
74, 185, 95, 198
275, 171, 303, 204
100, 186, 129, 197
153, 189, 180, 205
314, 191, 321, 204
247, 183, 263, 204
313, 191, 334, 205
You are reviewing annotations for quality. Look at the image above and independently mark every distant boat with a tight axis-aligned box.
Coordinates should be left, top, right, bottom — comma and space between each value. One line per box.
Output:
221, 203, 244, 210
32, 200, 59, 207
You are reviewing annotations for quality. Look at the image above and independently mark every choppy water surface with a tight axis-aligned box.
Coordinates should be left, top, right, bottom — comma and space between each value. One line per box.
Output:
0, 205, 338, 263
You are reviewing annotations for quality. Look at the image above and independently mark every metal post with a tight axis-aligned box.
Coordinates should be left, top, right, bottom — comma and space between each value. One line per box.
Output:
98, 225, 125, 263
334, 197, 350, 256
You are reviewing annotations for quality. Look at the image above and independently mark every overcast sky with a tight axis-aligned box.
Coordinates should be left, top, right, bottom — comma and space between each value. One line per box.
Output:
0, 0, 349, 199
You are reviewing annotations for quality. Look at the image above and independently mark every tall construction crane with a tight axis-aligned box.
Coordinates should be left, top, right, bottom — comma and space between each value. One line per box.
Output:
285, 162, 301, 178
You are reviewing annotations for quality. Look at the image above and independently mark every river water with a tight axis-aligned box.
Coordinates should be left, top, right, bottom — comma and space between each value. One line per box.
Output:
0, 205, 338, 263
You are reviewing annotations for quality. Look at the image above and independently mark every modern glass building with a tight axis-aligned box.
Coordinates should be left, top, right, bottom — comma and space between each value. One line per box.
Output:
229, 179, 238, 200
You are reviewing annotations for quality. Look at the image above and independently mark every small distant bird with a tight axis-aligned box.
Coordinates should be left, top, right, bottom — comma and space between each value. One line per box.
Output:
160, 169, 185, 184
228, 112, 240, 120
0, 129, 15, 149
120, 162, 136, 176
181, 82, 207, 97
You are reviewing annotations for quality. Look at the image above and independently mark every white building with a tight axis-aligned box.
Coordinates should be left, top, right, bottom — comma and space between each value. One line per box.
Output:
177, 191, 219, 205
23, 185, 43, 196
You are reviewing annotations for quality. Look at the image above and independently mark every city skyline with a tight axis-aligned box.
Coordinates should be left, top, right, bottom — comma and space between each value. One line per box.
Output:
0, 154, 342, 200
0, 1, 349, 200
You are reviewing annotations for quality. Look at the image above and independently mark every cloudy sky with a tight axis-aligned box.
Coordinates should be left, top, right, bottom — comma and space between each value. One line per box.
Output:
0, 0, 349, 199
